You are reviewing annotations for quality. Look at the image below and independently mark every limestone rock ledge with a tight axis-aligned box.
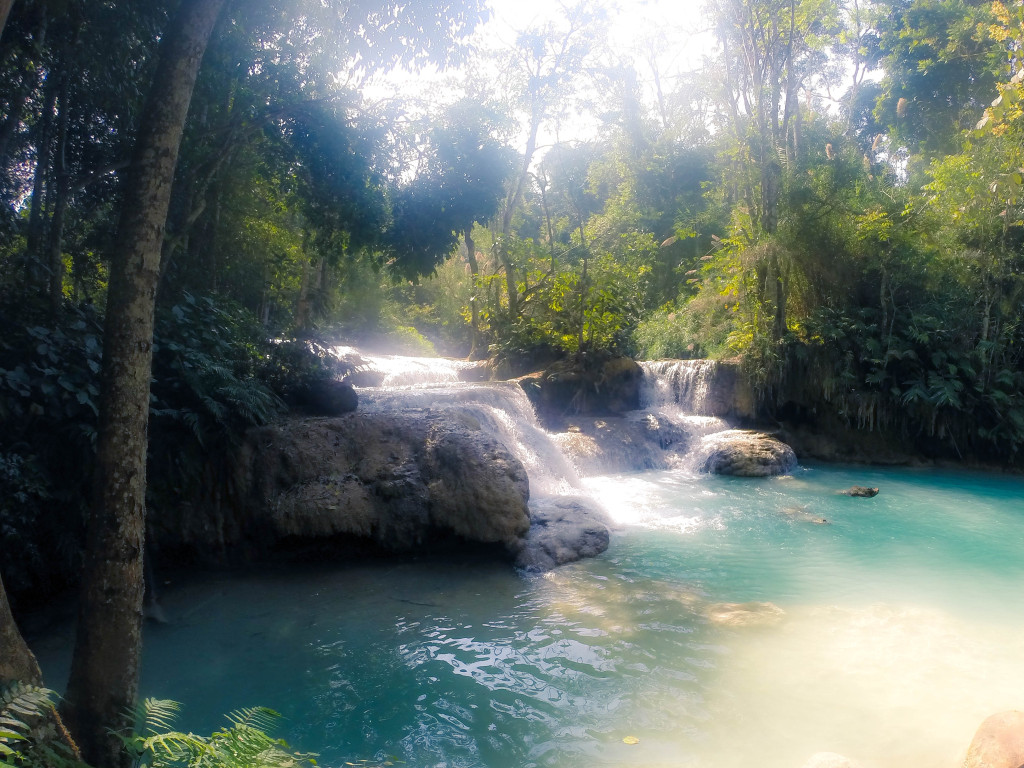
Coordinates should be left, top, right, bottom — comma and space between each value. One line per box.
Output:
695, 429, 798, 477
157, 414, 532, 560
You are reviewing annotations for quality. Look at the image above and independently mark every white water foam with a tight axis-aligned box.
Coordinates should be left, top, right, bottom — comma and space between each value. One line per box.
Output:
334, 346, 484, 388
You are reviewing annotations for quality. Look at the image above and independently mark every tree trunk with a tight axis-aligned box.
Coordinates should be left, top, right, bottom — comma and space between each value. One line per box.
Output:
48, 63, 72, 316
464, 227, 482, 359
0, 573, 41, 687
295, 248, 313, 333
0, 0, 13, 41
25, 70, 58, 288
61, 2, 226, 766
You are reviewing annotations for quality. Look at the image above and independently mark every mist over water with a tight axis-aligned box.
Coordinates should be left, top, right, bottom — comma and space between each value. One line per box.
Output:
33, 354, 1024, 768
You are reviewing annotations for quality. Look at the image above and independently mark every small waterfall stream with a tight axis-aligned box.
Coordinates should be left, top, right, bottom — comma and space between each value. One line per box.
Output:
640, 358, 719, 413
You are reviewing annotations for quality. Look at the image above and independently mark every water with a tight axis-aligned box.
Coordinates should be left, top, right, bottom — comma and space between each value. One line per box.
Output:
32, 356, 1024, 768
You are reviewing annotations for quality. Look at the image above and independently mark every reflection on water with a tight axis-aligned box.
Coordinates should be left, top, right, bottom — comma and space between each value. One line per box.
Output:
32, 464, 1024, 768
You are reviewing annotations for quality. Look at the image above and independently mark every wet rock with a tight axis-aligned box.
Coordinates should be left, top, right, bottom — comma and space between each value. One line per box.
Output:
840, 486, 879, 497
962, 710, 1024, 768
156, 413, 531, 559
456, 361, 493, 382
516, 497, 611, 572
695, 429, 797, 477
801, 753, 863, 768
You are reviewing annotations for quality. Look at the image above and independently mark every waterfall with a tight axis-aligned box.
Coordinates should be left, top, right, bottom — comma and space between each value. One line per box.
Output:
638, 360, 730, 443
640, 359, 718, 413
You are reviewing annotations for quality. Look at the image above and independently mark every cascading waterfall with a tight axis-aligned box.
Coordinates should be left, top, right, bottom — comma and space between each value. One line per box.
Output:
357, 380, 582, 497
342, 351, 738, 487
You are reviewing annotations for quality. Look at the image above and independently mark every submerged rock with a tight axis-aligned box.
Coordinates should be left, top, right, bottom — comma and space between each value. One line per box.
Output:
780, 505, 829, 524
800, 753, 863, 768
695, 429, 797, 477
839, 486, 879, 497
516, 497, 611, 572
705, 600, 785, 627
962, 710, 1024, 768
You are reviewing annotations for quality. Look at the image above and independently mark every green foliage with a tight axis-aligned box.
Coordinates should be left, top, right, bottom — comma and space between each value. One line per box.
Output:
151, 294, 283, 448
633, 308, 700, 360
0, 294, 289, 602
123, 699, 316, 768
0, 301, 102, 596
1, 688, 323, 768
259, 337, 354, 404
0, 683, 84, 768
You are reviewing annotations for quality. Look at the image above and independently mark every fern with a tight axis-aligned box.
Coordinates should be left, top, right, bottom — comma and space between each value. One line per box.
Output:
124, 700, 316, 768
0, 683, 85, 768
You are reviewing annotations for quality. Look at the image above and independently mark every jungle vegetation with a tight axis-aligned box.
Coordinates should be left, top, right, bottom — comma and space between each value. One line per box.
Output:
2, 0, 1024, 764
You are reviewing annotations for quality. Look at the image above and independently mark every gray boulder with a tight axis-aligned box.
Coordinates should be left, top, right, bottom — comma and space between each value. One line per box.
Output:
156, 413, 531, 558
516, 497, 611, 572
696, 429, 798, 476
963, 710, 1024, 768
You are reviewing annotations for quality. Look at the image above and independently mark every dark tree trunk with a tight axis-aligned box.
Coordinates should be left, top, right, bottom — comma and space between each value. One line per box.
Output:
47, 64, 72, 315
464, 227, 482, 359
0, 0, 13, 40
61, 2, 226, 766
0, 573, 41, 687
25, 71, 58, 287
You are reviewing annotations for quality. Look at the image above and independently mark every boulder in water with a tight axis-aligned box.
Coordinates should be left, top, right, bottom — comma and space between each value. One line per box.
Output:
696, 429, 797, 476
962, 710, 1024, 768
839, 486, 879, 497
516, 497, 611, 572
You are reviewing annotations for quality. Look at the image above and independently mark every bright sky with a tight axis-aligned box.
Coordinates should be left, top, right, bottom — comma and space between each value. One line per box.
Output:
484, 0, 716, 70
365, 0, 720, 149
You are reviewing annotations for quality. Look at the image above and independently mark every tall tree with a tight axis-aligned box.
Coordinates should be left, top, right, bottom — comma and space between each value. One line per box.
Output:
711, 0, 839, 338
493, 2, 604, 319
61, 2, 228, 765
